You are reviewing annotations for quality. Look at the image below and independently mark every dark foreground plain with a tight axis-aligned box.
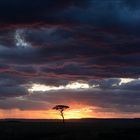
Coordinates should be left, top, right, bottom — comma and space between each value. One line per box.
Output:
0, 119, 139, 140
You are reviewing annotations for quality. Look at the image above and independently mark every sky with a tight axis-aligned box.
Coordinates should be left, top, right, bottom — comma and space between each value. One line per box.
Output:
0, 0, 140, 119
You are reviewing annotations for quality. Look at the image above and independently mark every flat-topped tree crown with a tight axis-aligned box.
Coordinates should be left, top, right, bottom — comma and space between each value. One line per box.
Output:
53, 105, 69, 110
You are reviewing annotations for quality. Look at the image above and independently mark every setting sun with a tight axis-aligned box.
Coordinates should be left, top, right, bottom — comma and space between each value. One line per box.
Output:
51, 103, 95, 119
0, 103, 95, 119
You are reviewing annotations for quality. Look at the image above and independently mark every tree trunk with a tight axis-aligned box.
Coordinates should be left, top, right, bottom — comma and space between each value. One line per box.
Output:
61, 110, 65, 124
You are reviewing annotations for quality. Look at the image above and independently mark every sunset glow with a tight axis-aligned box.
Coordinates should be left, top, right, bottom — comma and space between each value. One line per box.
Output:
0, 0, 140, 120
0, 107, 94, 119
0, 107, 140, 119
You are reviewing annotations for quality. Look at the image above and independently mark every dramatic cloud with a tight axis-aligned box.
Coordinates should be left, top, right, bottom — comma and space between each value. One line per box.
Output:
0, 0, 139, 118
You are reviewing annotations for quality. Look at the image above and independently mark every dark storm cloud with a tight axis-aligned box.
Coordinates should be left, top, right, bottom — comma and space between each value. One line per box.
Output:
0, 76, 140, 113
0, 0, 140, 115
0, 30, 15, 47
0, 98, 49, 110
0, 64, 10, 72
26, 87, 140, 113
0, 0, 140, 79
0, 86, 28, 98
0, 0, 139, 30
0, 0, 89, 26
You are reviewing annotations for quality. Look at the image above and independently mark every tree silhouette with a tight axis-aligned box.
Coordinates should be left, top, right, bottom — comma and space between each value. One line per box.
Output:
53, 105, 70, 123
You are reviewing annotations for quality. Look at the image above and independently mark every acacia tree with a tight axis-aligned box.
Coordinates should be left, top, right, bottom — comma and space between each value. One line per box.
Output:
53, 105, 70, 123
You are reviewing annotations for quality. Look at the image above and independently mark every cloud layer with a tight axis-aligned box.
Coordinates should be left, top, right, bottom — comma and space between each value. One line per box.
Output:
0, 0, 140, 118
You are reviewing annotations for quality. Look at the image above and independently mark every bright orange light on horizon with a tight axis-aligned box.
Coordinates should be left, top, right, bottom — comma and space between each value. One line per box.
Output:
0, 102, 140, 119
52, 103, 95, 119
0, 103, 95, 119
